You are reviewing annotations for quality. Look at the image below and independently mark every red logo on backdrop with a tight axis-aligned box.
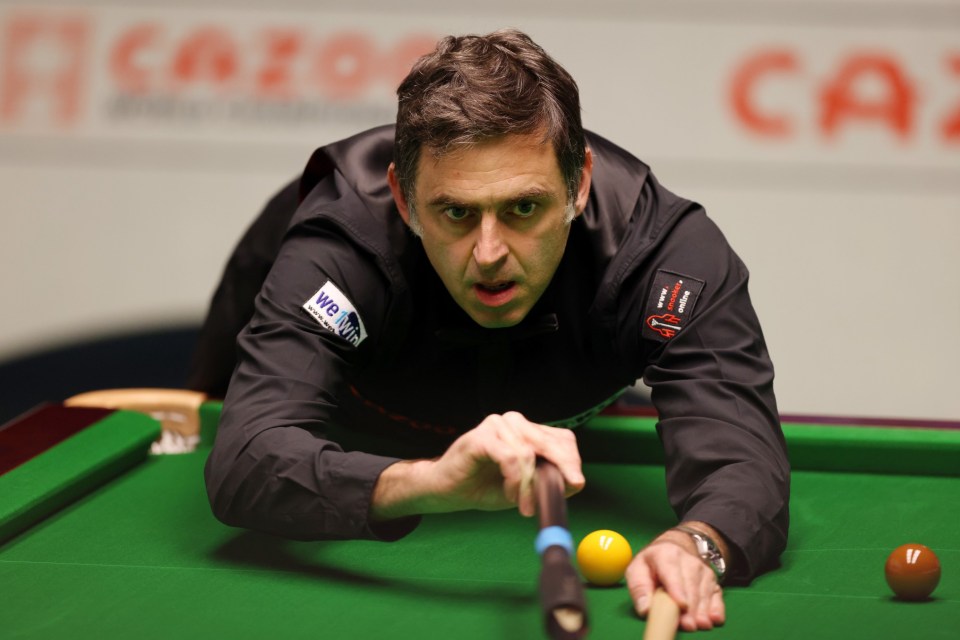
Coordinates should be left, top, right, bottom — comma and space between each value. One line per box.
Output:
101, 24, 437, 127
729, 47, 960, 143
106, 25, 436, 100
1, 12, 90, 126
946, 55, 960, 140
0, 10, 437, 128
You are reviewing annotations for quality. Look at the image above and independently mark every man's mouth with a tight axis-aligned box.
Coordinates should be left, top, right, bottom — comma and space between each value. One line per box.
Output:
476, 281, 514, 293
473, 281, 518, 306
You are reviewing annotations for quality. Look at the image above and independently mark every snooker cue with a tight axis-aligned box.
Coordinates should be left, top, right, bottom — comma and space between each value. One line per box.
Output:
534, 458, 589, 639
642, 587, 680, 640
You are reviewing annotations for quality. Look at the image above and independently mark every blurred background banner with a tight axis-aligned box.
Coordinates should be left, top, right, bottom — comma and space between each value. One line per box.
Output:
1, 1, 958, 422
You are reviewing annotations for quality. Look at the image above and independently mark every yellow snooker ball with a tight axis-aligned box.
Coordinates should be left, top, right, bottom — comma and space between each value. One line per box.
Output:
576, 529, 634, 586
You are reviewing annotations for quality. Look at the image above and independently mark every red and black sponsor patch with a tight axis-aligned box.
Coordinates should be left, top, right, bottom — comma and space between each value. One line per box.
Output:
641, 269, 705, 342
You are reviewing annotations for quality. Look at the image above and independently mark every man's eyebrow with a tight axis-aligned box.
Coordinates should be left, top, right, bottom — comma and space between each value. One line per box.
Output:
425, 194, 469, 209
506, 188, 556, 203
424, 188, 557, 209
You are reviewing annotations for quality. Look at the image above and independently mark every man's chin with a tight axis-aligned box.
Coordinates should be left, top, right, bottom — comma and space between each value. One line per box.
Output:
466, 306, 528, 329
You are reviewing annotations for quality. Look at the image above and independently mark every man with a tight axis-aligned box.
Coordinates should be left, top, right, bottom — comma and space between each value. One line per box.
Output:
196, 29, 790, 632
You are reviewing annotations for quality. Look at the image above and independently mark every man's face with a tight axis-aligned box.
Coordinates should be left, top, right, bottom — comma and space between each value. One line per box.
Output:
389, 133, 592, 328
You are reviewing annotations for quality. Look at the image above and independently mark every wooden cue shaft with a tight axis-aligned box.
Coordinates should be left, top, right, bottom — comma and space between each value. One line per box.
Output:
535, 459, 567, 529
642, 588, 680, 640
534, 459, 588, 639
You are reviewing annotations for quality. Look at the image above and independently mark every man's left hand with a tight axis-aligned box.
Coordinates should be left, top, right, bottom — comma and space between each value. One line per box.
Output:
626, 523, 727, 632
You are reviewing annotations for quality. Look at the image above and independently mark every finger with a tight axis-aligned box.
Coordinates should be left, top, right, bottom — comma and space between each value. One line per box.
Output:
502, 414, 585, 492
471, 416, 525, 505
676, 561, 701, 631
517, 460, 536, 517
709, 584, 726, 626
495, 418, 537, 516
692, 571, 718, 630
665, 548, 711, 631
676, 561, 720, 631
537, 426, 585, 491
653, 546, 690, 612
626, 554, 657, 617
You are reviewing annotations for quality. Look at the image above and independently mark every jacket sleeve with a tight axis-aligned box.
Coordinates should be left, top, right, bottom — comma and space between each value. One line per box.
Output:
203, 212, 419, 542
626, 208, 790, 584
187, 178, 300, 398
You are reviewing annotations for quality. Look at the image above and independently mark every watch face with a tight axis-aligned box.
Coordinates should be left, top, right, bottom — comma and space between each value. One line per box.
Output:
712, 554, 726, 576
692, 533, 725, 578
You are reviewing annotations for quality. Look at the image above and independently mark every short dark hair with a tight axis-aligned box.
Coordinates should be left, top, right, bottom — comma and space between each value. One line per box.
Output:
394, 29, 586, 204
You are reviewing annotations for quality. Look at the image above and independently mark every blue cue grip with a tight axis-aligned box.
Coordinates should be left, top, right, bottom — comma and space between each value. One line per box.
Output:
536, 526, 574, 556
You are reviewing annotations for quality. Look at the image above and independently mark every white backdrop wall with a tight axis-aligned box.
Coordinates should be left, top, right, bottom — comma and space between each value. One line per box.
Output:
1, 1, 958, 420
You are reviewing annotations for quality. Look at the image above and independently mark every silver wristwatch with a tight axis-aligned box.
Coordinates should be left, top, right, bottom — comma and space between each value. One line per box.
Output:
674, 525, 727, 582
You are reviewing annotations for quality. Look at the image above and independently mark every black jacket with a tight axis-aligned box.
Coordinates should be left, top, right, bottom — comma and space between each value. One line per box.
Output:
197, 125, 789, 583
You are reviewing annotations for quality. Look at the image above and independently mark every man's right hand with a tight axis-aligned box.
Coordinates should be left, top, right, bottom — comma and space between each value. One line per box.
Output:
369, 412, 585, 522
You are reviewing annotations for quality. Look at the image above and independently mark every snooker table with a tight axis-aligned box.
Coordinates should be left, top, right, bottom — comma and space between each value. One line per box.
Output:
1, 400, 958, 639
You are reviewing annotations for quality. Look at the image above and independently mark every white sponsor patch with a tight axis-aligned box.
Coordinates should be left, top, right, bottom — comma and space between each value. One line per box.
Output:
302, 280, 367, 346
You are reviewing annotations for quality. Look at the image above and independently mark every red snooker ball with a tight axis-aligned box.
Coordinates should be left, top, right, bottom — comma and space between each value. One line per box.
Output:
884, 543, 941, 601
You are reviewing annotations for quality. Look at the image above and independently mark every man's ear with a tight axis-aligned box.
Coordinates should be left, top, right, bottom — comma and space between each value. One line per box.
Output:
574, 147, 594, 216
387, 163, 412, 226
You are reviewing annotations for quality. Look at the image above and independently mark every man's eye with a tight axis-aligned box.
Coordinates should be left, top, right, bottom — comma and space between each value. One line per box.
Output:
512, 201, 537, 217
443, 207, 470, 221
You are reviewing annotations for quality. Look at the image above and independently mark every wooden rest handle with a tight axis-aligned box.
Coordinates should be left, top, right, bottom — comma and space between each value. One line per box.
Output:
65, 388, 207, 437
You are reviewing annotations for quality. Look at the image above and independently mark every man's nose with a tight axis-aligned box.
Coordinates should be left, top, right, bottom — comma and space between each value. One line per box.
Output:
473, 214, 509, 271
